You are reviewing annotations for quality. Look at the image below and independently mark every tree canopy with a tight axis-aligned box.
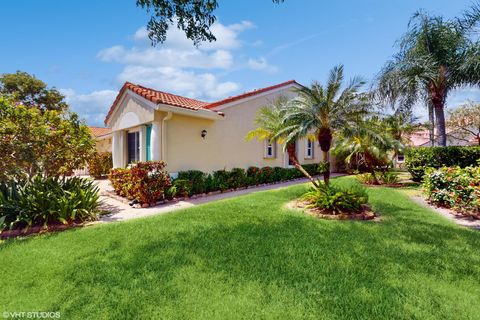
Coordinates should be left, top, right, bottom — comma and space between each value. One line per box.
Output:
377, 4, 480, 146
136, 0, 284, 46
0, 71, 68, 112
0, 97, 95, 181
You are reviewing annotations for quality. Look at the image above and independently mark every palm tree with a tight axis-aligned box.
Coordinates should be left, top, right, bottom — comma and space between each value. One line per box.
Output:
281, 65, 369, 185
246, 96, 320, 187
378, 6, 480, 146
333, 120, 402, 184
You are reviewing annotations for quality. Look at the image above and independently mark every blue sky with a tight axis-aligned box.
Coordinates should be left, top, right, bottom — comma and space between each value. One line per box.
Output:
1, 0, 479, 126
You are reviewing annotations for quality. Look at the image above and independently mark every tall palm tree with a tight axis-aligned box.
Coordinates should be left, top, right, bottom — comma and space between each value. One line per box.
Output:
281, 65, 370, 185
378, 6, 480, 146
246, 96, 320, 187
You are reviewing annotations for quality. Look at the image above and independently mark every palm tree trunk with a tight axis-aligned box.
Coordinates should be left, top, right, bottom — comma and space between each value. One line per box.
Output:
317, 128, 333, 185
433, 100, 447, 146
322, 150, 330, 185
286, 143, 319, 188
428, 102, 435, 146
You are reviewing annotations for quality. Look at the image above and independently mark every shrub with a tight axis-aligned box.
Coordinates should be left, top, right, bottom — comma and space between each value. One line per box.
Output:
357, 171, 400, 185
0, 176, 100, 230
423, 166, 480, 218
172, 179, 191, 198
177, 170, 206, 195
246, 167, 260, 186
87, 152, 112, 179
301, 182, 368, 214
405, 146, 480, 181
229, 168, 247, 189
212, 170, 231, 191
108, 161, 171, 204
258, 166, 274, 184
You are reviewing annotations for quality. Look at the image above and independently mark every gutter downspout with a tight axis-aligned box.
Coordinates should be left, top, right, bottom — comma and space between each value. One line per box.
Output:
161, 111, 173, 162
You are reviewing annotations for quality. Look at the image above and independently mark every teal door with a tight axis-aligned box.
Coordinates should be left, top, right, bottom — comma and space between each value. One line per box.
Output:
146, 124, 152, 161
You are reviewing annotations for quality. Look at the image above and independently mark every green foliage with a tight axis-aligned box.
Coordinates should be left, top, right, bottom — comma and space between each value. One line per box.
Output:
108, 161, 171, 204
0, 71, 68, 112
171, 180, 191, 198
177, 170, 207, 195
228, 168, 247, 189
0, 176, 100, 231
423, 166, 480, 217
87, 152, 112, 179
405, 146, 480, 181
357, 171, 400, 185
136, 0, 284, 46
301, 182, 368, 214
0, 97, 95, 181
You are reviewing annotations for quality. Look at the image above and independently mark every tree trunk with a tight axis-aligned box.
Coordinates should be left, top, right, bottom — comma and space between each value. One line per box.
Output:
317, 128, 333, 185
433, 100, 447, 146
286, 143, 319, 188
428, 102, 435, 146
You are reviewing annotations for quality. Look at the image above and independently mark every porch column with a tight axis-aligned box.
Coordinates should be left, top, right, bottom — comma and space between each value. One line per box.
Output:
150, 121, 162, 161
112, 131, 123, 168
139, 126, 147, 162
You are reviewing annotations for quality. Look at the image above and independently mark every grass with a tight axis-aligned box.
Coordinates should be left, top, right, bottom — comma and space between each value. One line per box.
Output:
1, 177, 479, 319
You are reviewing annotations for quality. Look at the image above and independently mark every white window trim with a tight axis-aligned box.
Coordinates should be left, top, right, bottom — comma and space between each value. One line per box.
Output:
264, 140, 276, 159
305, 139, 314, 159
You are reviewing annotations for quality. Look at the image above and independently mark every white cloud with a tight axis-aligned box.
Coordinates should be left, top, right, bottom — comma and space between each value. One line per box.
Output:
60, 89, 118, 126
247, 57, 278, 73
117, 66, 238, 99
98, 46, 233, 69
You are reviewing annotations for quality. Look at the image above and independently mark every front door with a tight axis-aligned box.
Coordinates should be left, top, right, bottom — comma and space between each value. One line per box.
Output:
127, 131, 140, 164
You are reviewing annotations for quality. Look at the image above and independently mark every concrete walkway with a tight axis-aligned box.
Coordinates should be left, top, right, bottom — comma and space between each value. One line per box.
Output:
410, 195, 480, 230
96, 174, 342, 223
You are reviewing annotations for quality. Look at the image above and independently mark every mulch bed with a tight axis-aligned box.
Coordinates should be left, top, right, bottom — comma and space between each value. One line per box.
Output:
286, 200, 378, 221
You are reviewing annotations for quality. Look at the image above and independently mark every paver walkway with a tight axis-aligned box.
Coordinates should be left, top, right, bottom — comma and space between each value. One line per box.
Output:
96, 174, 343, 223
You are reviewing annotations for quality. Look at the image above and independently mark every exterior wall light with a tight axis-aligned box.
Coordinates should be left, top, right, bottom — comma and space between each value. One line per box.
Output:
201, 129, 207, 139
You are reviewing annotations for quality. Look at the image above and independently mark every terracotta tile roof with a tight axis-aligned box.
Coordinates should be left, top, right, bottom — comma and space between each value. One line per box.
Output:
104, 80, 299, 125
204, 80, 299, 109
89, 126, 111, 137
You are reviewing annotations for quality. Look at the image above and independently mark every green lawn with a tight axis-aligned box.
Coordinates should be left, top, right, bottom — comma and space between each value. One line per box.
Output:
1, 177, 479, 319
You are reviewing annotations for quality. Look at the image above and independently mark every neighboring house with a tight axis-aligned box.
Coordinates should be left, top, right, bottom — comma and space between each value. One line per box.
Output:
395, 129, 477, 167
105, 80, 328, 174
89, 126, 112, 153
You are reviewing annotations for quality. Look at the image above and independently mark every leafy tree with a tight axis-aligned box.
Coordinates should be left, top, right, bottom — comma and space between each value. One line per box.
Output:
377, 4, 480, 146
447, 101, 480, 145
0, 97, 95, 181
246, 96, 319, 187
136, 0, 284, 45
0, 71, 68, 112
282, 65, 370, 184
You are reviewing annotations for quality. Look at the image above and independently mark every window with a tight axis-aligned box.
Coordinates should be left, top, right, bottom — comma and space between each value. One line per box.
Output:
127, 131, 140, 164
264, 140, 276, 158
305, 139, 314, 159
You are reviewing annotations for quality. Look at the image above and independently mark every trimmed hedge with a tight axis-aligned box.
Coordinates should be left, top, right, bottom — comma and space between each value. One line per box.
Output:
405, 146, 480, 181
171, 163, 321, 197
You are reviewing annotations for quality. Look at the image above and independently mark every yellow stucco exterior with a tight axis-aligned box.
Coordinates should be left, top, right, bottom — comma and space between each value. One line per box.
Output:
107, 83, 330, 173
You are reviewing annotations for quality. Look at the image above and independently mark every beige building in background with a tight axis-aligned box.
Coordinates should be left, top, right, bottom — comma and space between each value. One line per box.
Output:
88, 127, 112, 153
105, 80, 328, 174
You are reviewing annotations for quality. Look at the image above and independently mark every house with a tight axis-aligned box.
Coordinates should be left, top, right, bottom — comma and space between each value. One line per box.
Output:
105, 80, 328, 174
88, 126, 112, 153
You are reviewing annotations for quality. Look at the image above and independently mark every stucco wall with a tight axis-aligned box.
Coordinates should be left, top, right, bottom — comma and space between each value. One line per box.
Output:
110, 94, 154, 131
164, 88, 325, 173
96, 137, 112, 153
